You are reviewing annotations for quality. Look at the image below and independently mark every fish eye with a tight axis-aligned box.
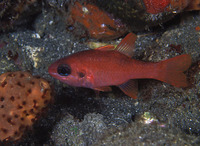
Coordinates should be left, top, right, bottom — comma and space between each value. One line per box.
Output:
57, 64, 71, 76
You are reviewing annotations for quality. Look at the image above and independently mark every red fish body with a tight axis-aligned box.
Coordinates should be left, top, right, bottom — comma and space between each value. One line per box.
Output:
48, 33, 191, 99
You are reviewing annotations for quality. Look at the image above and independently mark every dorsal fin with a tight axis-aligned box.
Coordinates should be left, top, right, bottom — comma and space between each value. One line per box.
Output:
95, 45, 115, 51
115, 33, 137, 57
118, 80, 138, 99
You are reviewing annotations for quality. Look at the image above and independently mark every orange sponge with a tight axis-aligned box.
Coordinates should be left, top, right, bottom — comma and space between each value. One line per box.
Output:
0, 71, 52, 141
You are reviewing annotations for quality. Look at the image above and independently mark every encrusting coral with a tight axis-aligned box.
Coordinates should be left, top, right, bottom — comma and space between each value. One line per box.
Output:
0, 71, 52, 141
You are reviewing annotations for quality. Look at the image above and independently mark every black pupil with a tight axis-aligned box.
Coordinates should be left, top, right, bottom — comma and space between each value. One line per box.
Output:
57, 64, 71, 76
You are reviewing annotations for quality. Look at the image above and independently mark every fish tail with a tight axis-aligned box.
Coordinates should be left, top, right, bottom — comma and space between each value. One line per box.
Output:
157, 54, 192, 87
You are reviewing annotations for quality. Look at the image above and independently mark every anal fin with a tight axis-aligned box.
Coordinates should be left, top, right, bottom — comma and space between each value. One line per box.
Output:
118, 80, 138, 99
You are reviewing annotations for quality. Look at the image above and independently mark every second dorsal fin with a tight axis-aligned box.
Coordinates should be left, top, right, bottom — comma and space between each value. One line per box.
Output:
114, 33, 137, 57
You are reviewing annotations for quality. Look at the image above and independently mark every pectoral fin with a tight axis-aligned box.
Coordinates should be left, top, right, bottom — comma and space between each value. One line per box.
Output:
94, 86, 112, 92
118, 80, 138, 99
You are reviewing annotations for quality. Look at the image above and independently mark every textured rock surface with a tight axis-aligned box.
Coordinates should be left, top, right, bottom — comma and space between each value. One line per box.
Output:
0, 0, 41, 32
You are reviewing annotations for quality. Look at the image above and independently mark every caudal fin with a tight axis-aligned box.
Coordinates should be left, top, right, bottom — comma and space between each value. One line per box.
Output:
157, 54, 192, 87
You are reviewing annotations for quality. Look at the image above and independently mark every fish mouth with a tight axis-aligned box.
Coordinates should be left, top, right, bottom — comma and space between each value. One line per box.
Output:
48, 63, 58, 77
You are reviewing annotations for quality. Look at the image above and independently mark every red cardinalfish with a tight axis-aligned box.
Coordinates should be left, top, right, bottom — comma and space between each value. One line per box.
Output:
48, 33, 191, 99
